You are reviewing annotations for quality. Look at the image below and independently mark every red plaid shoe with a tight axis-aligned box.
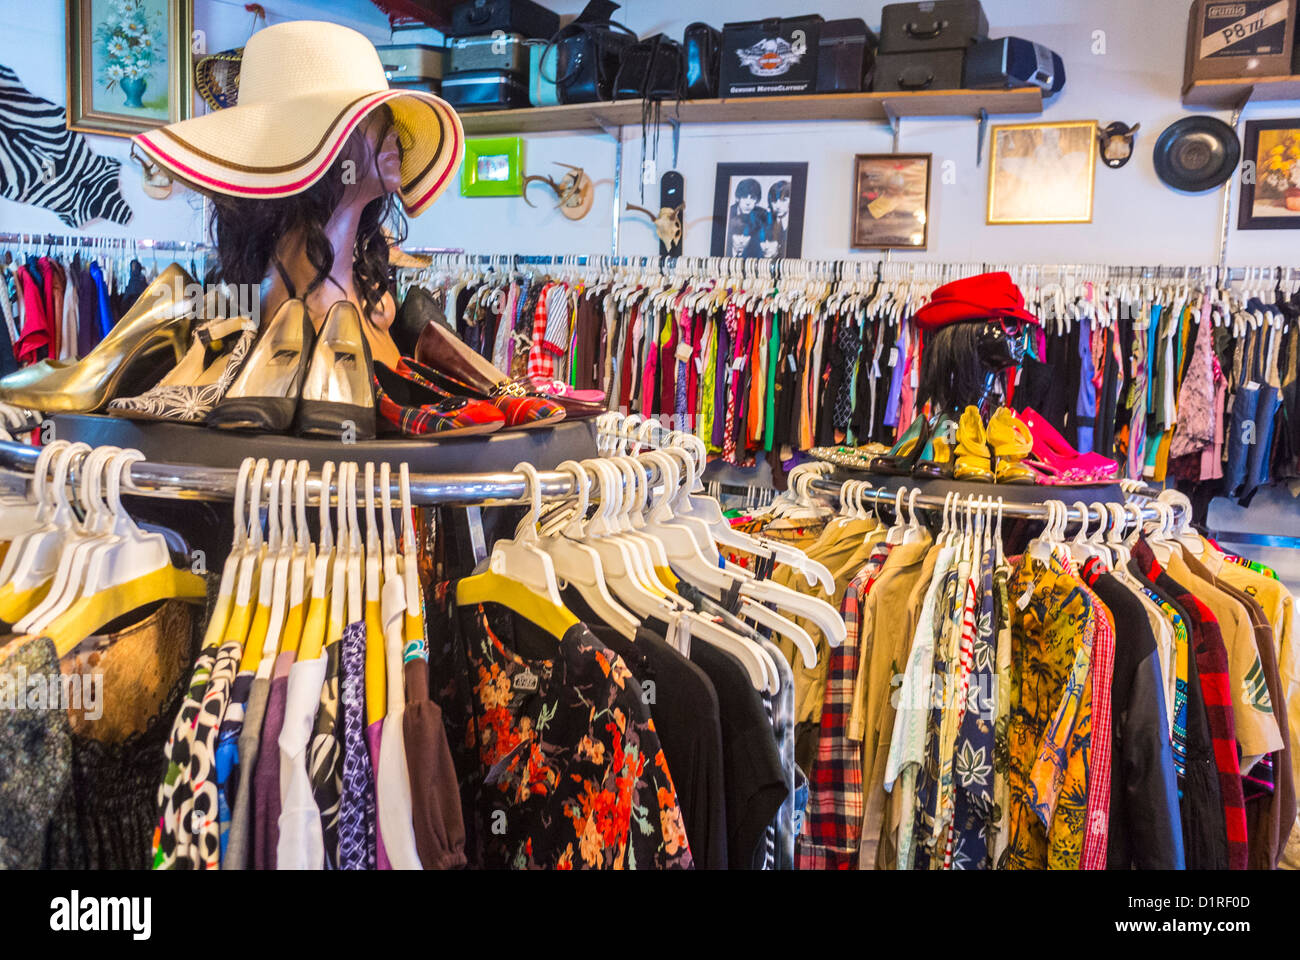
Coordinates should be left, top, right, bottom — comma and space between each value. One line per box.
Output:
373, 363, 505, 438
397, 358, 565, 431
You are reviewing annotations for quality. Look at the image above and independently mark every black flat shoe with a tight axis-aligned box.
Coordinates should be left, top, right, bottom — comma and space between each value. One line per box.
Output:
295, 301, 377, 440
207, 298, 313, 433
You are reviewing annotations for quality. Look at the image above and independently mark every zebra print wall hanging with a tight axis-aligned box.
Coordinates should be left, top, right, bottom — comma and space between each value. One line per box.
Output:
0, 64, 133, 228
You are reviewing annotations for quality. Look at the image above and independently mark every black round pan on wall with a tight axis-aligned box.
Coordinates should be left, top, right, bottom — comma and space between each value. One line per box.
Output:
1153, 116, 1241, 192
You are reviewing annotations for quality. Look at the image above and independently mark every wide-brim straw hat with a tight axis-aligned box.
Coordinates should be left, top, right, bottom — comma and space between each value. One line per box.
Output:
132, 20, 463, 217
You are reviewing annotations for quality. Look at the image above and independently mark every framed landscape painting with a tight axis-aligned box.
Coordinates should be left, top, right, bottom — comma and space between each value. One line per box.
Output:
66, 0, 193, 137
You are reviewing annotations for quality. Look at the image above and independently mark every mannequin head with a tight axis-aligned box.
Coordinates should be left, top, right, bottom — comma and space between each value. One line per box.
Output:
918, 320, 1028, 415
207, 105, 407, 320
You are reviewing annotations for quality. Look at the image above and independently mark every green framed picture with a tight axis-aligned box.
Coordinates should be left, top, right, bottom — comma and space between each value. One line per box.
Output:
461, 137, 524, 197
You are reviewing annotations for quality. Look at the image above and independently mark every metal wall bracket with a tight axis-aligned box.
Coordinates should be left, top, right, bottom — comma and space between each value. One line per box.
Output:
1216, 87, 1254, 269
882, 100, 903, 152
976, 108, 989, 166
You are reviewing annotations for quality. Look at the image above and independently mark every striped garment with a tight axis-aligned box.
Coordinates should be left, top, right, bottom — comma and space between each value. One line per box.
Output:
1133, 540, 1248, 870
1079, 580, 1114, 870
1141, 589, 1190, 783
797, 543, 893, 869
0, 65, 132, 227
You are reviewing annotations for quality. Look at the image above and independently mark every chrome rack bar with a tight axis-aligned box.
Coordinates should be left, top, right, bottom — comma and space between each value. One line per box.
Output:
807, 476, 1181, 526
0, 438, 664, 508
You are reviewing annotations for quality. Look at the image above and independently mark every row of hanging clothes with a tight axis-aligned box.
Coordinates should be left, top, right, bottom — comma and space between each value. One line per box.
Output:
724, 459, 1299, 870
398, 256, 1300, 504
0, 234, 210, 378
4, 412, 1292, 870
0, 417, 849, 871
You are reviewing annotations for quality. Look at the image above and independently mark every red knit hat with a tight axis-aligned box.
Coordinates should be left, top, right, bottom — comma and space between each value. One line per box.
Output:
912, 271, 1040, 331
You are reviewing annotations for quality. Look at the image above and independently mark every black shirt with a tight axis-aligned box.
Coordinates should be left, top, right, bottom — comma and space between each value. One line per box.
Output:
688, 637, 788, 870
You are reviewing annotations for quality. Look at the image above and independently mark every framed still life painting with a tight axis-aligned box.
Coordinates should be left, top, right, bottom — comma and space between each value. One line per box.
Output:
66, 0, 193, 137
987, 120, 1097, 225
1238, 119, 1300, 230
851, 153, 931, 249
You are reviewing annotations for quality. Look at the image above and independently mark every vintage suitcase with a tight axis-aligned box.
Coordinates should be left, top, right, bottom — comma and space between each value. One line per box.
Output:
1183, 0, 1296, 85
376, 44, 445, 92
528, 41, 561, 106
683, 22, 723, 99
964, 37, 1065, 94
878, 0, 988, 53
719, 15, 824, 97
449, 0, 560, 40
872, 49, 965, 92
816, 18, 876, 93
447, 33, 530, 76
441, 69, 532, 111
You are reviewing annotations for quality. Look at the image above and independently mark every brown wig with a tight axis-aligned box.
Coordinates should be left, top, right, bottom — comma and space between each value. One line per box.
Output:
206, 104, 408, 319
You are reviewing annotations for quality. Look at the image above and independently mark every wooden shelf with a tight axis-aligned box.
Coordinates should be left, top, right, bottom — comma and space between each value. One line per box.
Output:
458, 87, 1044, 135
1182, 75, 1300, 109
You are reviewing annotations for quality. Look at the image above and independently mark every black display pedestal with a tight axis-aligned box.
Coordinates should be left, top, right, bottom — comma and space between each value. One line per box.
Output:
49, 414, 599, 472
48, 415, 600, 575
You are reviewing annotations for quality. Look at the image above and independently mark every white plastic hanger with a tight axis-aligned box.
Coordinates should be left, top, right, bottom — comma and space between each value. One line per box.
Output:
1, 441, 83, 598
481, 461, 566, 606
312, 460, 335, 604
398, 463, 425, 660
535, 459, 638, 638
253, 459, 292, 671
0, 441, 64, 573
346, 462, 363, 626
643, 450, 816, 668
16, 445, 119, 632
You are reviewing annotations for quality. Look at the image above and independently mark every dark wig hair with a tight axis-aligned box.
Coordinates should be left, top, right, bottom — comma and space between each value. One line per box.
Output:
207, 104, 408, 319
917, 321, 990, 414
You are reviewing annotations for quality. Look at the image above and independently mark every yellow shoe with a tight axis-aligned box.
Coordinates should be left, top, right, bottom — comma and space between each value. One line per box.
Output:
0, 262, 196, 414
953, 405, 994, 482
988, 406, 1037, 485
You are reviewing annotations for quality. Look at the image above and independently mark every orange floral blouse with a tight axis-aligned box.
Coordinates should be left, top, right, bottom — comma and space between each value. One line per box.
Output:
431, 586, 694, 870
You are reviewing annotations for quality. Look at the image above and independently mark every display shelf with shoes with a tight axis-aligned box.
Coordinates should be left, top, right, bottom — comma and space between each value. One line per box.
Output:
46, 414, 599, 475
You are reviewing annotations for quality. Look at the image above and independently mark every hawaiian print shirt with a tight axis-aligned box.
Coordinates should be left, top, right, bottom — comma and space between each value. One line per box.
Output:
948, 549, 998, 870
1001, 551, 1097, 870
432, 589, 693, 870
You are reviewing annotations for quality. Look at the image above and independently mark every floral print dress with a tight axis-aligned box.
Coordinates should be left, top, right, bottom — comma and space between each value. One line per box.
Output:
431, 588, 693, 870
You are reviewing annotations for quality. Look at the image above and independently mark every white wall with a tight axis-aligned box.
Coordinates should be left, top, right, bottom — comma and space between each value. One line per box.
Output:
3, 0, 1299, 266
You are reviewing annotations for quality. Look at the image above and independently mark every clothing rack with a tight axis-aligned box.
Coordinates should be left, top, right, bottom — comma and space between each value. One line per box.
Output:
0, 435, 1181, 527
408, 253, 1300, 286
0, 232, 209, 252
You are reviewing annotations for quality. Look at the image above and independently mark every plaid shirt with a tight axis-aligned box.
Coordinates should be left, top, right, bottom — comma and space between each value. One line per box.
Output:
526, 282, 554, 381
1133, 539, 1247, 869
1079, 580, 1114, 870
798, 543, 892, 869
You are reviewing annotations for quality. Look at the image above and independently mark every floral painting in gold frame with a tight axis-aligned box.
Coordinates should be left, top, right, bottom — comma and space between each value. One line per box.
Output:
66, 0, 193, 137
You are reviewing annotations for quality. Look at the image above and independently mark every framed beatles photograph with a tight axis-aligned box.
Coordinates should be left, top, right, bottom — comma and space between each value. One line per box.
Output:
1238, 119, 1300, 230
66, 0, 194, 137
987, 120, 1097, 225
710, 162, 808, 259
852, 153, 931, 249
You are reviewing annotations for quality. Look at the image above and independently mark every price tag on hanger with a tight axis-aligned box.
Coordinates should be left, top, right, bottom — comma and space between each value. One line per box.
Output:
888, 346, 899, 367
466, 506, 488, 565
675, 341, 693, 363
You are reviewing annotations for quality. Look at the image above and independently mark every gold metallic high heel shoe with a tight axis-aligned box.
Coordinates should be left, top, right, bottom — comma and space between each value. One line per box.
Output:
0, 262, 196, 414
